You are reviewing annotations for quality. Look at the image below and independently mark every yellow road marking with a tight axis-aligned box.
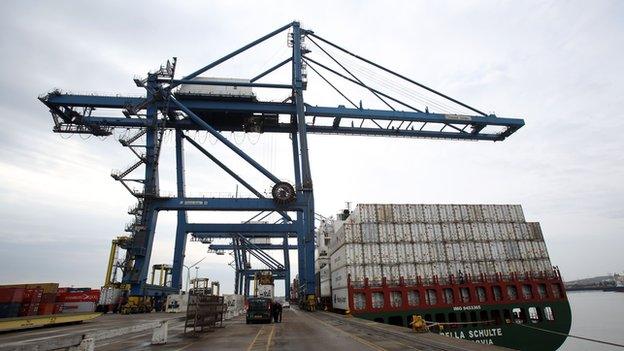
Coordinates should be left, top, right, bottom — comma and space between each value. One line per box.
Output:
266, 324, 275, 351
247, 325, 266, 351
304, 313, 387, 351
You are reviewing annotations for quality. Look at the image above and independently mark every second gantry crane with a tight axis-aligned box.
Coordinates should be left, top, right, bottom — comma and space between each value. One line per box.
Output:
39, 21, 524, 310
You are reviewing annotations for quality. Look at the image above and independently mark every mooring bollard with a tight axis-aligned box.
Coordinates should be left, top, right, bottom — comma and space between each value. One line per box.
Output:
151, 320, 169, 345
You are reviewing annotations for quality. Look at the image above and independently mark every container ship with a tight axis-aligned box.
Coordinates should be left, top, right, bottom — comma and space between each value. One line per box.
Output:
314, 204, 571, 351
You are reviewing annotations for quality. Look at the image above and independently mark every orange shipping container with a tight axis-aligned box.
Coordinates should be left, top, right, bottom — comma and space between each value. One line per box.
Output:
37, 303, 56, 315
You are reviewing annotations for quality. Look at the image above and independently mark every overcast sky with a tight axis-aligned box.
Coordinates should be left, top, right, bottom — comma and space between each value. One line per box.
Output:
0, 1, 622, 294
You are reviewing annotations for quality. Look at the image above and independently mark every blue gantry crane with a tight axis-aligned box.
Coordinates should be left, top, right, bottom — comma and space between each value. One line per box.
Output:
39, 21, 524, 309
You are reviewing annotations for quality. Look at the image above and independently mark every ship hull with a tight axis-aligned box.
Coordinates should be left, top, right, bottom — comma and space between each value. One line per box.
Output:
353, 299, 571, 351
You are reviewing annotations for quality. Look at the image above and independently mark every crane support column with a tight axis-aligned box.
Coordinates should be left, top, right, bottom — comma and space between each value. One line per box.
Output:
171, 128, 187, 291
292, 22, 317, 302
124, 74, 162, 296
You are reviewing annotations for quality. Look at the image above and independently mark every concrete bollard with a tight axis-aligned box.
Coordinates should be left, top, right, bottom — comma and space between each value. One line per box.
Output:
151, 321, 168, 345
68, 337, 94, 351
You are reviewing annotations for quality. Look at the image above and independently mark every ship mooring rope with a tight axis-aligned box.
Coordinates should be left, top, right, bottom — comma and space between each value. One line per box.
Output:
513, 323, 624, 348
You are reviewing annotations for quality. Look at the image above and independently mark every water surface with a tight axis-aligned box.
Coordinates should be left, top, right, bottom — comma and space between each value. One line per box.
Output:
559, 291, 624, 350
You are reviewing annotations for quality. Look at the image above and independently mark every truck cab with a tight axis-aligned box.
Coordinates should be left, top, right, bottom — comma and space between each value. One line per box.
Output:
246, 297, 272, 324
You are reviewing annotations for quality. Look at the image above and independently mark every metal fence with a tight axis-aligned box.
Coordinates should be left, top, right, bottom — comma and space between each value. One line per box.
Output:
184, 293, 225, 334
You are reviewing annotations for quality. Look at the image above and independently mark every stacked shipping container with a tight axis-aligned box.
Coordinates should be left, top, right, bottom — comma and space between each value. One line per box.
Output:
0, 284, 99, 318
328, 204, 553, 309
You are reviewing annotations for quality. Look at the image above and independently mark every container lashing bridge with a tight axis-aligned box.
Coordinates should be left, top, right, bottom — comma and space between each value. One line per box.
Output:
39, 21, 524, 309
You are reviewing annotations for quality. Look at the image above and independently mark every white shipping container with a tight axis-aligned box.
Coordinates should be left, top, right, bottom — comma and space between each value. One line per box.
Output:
394, 204, 410, 223
453, 242, 462, 260
441, 224, 452, 241
487, 205, 499, 222
362, 243, 381, 264
374, 204, 393, 222
99, 287, 124, 306
511, 205, 525, 222
424, 204, 436, 222
459, 242, 469, 261
397, 242, 414, 263
456, 205, 469, 221
534, 241, 546, 258
60, 302, 96, 314
438, 205, 452, 222
514, 223, 530, 240
432, 224, 443, 242
408, 204, 422, 222
432, 242, 446, 261
504, 223, 516, 240
166, 294, 188, 313
361, 223, 379, 243
490, 242, 500, 260
331, 265, 363, 288
364, 265, 384, 282
486, 260, 498, 275
482, 241, 493, 259
431, 263, 445, 277
380, 243, 398, 263
483, 223, 494, 240
465, 205, 478, 221
527, 223, 544, 240
413, 243, 429, 262
399, 263, 417, 280
320, 264, 331, 281
347, 223, 363, 243
410, 223, 426, 242
352, 204, 377, 223
382, 264, 401, 282
505, 241, 521, 259
332, 287, 349, 310
494, 260, 508, 275
178, 77, 254, 97
320, 279, 332, 297
393, 224, 405, 242
256, 285, 274, 299
424, 224, 435, 242
415, 263, 427, 278
475, 242, 485, 260
528, 240, 540, 259
331, 243, 364, 269
467, 262, 479, 277
456, 223, 467, 241
378, 223, 396, 242
518, 241, 531, 259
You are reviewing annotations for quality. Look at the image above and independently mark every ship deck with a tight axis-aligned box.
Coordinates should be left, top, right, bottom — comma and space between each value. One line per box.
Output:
0, 309, 512, 351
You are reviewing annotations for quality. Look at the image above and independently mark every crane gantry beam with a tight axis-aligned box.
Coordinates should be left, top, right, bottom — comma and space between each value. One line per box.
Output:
41, 95, 523, 141
39, 21, 524, 306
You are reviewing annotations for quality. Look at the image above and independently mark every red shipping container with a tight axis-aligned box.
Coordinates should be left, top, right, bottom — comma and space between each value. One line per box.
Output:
0, 288, 24, 304
37, 303, 55, 315
23, 288, 43, 303
56, 290, 100, 303
40, 292, 57, 303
